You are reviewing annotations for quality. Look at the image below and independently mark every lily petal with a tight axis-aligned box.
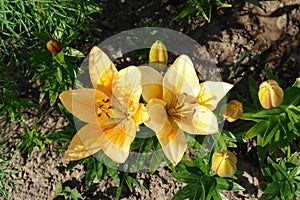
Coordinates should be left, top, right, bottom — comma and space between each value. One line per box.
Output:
156, 120, 187, 165
163, 55, 200, 102
132, 103, 149, 126
112, 66, 142, 114
59, 88, 109, 124
66, 124, 102, 161
197, 81, 233, 111
145, 98, 168, 133
89, 46, 118, 96
145, 98, 186, 165
100, 118, 136, 163
139, 66, 163, 102
178, 105, 219, 135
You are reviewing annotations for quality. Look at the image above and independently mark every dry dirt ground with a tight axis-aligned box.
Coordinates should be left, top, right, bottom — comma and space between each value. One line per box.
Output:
1, 0, 300, 199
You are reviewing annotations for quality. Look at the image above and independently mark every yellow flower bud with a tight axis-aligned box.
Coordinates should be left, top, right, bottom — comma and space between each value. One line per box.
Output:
258, 79, 284, 109
149, 40, 168, 71
46, 39, 62, 54
211, 150, 237, 177
221, 100, 243, 122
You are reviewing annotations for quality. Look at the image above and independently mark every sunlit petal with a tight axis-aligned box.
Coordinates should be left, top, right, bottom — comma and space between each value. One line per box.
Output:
156, 121, 187, 165
163, 55, 200, 100
112, 66, 142, 113
89, 46, 118, 96
189, 105, 219, 135
66, 124, 102, 161
139, 66, 163, 102
132, 103, 149, 126
145, 98, 168, 133
197, 81, 233, 111
145, 99, 186, 165
100, 118, 136, 163
59, 88, 109, 124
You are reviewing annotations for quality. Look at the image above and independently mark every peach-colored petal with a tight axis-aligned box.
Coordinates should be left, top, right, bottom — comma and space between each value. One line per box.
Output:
59, 88, 109, 124
112, 66, 142, 114
188, 105, 219, 135
156, 120, 187, 165
66, 124, 102, 161
145, 98, 168, 133
145, 98, 186, 165
197, 81, 233, 111
89, 46, 118, 96
132, 103, 149, 126
100, 118, 136, 163
139, 66, 163, 102
163, 55, 200, 102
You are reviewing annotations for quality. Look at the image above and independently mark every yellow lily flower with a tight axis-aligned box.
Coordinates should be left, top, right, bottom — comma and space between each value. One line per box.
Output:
59, 46, 148, 163
140, 55, 233, 165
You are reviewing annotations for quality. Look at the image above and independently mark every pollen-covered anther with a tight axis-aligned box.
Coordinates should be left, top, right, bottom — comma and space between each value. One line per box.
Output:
96, 98, 112, 118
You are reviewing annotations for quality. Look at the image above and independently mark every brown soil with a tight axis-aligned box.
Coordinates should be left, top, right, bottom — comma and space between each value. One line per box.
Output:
1, 0, 300, 199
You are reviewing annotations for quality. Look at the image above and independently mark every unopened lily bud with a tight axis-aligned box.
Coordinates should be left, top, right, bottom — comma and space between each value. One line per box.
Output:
149, 40, 168, 71
221, 100, 243, 122
211, 150, 237, 177
258, 79, 283, 109
46, 39, 62, 54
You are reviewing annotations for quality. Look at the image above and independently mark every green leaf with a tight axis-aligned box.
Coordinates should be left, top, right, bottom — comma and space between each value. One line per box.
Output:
56, 67, 63, 83
70, 189, 81, 200
107, 167, 119, 184
267, 157, 289, 180
53, 51, 65, 64
171, 172, 200, 184
46, 131, 73, 143
261, 117, 279, 147
32, 31, 50, 43
149, 149, 164, 174
116, 175, 124, 200
259, 182, 280, 200
174, 6, 197, 20
96, 160, 104, 180
282, 87, 300, 105
287, 152, 299, 165
288, 166, 300, 180
55, 182, 62, 195
200, 175, 216, 199
136, 138, 153, 170
280, 182, 292, 199
58, 103, 75, 125
257, 135, 269, 164
248, 76, 260, 108
253, 107, 285, 117
49, 89, 59, 106
246, 121, 268, 139
124, 173, 148, 192
64, 47, 85, 58
215, 177, 245, 192
229, 51, 250, 79
172, 184, 201, 200
85, 157, 97, 188
265, 68, 280, 84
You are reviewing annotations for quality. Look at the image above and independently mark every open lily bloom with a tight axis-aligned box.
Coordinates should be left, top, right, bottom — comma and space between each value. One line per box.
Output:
140, 55, 232, 165
59, 46, 148, 163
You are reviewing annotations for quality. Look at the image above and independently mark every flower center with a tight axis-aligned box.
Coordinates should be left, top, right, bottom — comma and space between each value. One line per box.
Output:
96, 98, 112, 119
168, 93, 196, 119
